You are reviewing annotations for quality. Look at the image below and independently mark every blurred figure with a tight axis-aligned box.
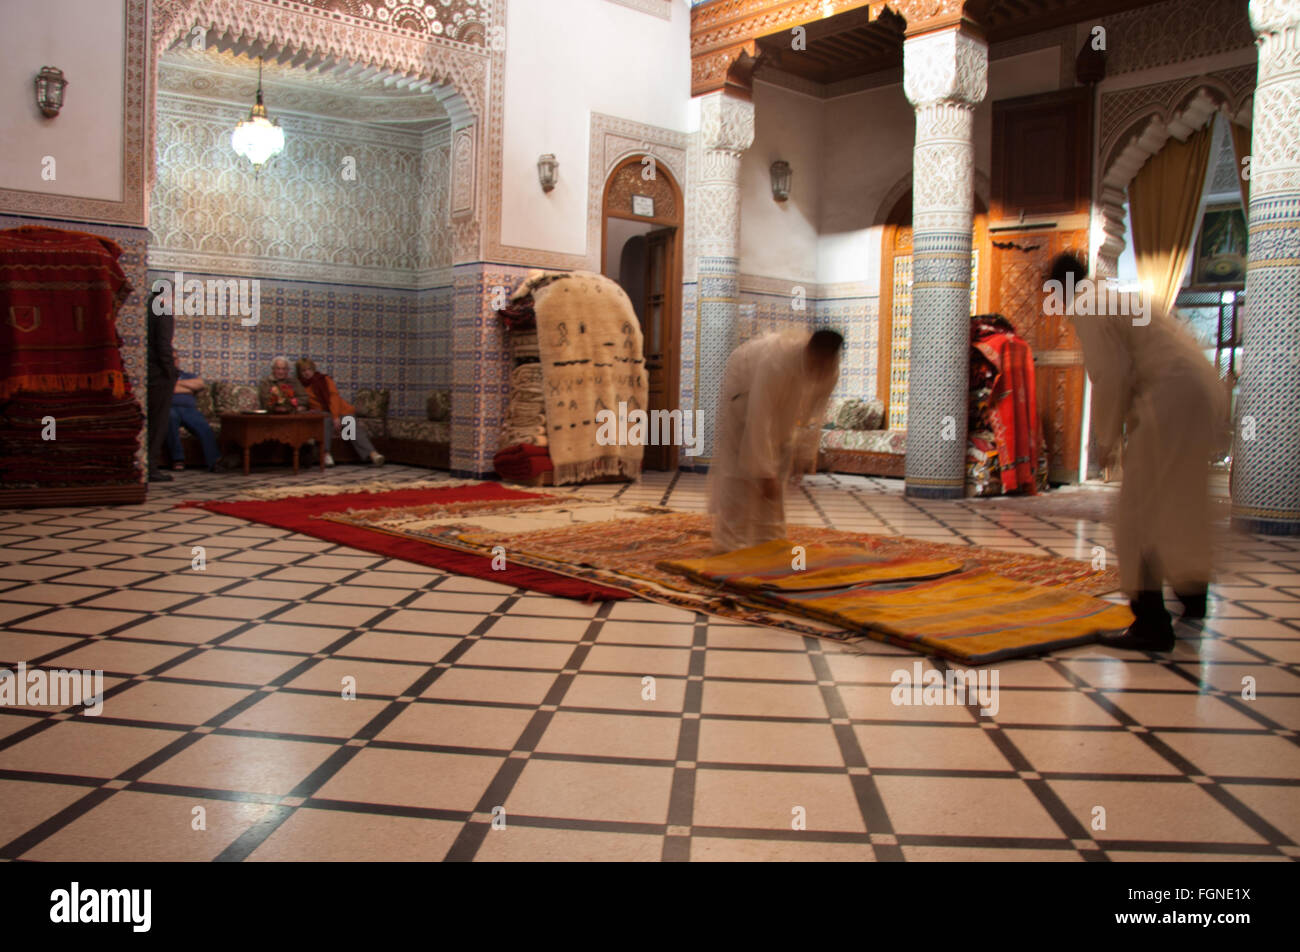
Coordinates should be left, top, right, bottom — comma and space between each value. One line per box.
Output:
710, 329, 843, 553
1048, 253, 1227, 651
146, 290, 178, 483
167, 354, 220, 471
295, 358, 384, 467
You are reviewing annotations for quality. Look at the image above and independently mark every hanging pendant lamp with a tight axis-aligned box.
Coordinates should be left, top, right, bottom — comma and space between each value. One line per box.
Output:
231, 57, 284, 167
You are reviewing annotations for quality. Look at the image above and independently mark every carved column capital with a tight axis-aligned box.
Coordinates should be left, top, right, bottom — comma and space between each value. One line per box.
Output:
1250, 0, 1300, 36
699, 92, 756, 155
903, 27, 988, 109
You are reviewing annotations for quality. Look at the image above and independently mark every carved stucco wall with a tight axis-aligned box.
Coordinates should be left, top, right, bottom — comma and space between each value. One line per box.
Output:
1098, 0, 1256, 76
152, 97, 431, 285
148, 90, 454, 418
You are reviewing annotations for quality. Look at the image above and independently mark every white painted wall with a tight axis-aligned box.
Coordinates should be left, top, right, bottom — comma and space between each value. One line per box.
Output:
499, 0, 694, 257
817, 83, 913, 287
809, 46, 1061, 286
739, 80, 822, 283
0, 0, 125, 202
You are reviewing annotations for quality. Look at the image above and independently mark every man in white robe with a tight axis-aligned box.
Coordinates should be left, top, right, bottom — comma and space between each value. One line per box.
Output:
709, 329, 843, 553
1049, 254, 1228, 651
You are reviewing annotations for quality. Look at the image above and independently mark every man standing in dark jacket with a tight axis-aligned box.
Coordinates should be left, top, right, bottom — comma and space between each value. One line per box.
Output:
146, 289, 178, 482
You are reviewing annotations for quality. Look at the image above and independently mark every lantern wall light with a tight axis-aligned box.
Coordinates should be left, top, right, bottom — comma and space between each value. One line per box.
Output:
538, 154, 558, 193
770, 160, 792, 202
35, 66, 68, 118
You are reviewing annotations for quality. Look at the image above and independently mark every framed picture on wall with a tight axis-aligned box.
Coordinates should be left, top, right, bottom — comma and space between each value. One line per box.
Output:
1192, 202, 1248, 288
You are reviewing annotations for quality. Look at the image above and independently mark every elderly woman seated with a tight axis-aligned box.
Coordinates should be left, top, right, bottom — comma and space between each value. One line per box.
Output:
258, 355, 310, 411
256, 355, 320, 464
295, 357, 385, 467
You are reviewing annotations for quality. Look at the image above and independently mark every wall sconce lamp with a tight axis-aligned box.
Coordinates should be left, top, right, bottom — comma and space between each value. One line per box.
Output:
538, 154, 558, 193
770, 160, 792, 202
35, 66, 68, 118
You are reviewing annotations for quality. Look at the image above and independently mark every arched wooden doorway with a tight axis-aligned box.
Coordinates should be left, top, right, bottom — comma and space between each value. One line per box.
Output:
877, 190, 989, 430
601, 156, 684, 471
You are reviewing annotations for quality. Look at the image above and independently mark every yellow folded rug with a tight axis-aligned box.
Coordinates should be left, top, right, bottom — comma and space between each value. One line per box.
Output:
661, 539, 1133, 664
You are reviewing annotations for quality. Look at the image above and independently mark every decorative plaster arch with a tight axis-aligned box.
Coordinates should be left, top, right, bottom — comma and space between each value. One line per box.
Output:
147, 0, 487, 257
873, 168, 991, 227
584, 114, 691, 273
1094, 79, 1255, 278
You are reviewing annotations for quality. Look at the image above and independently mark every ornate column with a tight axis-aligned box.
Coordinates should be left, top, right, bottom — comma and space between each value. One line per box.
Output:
1233, 0, 1300, 534
695, 91, 755, 461
901, 26, 988, 498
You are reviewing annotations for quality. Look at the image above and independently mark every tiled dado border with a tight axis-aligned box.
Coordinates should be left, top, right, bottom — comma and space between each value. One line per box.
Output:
0, 0, 149, 227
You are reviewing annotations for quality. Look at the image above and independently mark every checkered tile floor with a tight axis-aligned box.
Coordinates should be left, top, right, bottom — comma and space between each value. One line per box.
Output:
0, 465, 1296, 861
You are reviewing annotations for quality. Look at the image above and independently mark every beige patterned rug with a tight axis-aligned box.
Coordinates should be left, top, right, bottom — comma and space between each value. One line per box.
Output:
531, 271, 647, 484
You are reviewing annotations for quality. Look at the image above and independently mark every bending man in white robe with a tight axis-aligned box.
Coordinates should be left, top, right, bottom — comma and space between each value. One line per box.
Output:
709, 329, 843, 553
1049, 254, 1228, 652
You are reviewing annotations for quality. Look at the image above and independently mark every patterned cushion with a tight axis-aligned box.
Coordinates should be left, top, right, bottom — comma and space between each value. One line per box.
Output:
387, 417, 450, 443
821, 428, 906, 454
352, 388, 389, 420
194, 385, 215, 420
426, 390, 452, 422
214, 382, 258, 414
824, 399, 844, 427
835, 398, 885, 431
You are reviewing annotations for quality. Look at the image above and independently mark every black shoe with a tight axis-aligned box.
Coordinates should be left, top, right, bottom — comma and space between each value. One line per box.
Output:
148, 469, 173, 482
1176, 588, 1208, 620
1101, 590, 1174, 652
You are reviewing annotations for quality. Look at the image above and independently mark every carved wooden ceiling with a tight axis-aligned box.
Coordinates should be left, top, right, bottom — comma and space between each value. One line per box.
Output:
692, 0, 1184, 96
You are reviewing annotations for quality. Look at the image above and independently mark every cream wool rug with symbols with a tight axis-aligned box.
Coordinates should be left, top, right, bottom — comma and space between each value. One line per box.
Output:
530, 271, 647, 484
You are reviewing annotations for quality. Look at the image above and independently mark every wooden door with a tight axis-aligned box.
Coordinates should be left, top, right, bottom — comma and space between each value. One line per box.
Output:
990, 88, 1092, 483
642, 228, 673, 470
601, 157, 684, 472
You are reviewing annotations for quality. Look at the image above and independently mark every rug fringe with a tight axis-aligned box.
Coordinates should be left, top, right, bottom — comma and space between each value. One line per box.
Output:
552, 455, 642, 485
220, 477, 486, 502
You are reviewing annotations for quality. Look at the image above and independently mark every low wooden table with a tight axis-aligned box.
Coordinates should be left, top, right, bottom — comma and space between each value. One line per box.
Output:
220, 411, 327, 475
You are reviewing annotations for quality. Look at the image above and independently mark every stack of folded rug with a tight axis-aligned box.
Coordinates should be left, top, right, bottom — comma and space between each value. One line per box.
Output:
502, 363, 547, 449
0, 391, 143, 485
495, 276, 552, 479
493, 442, 554, 482
0, 226, 142, 489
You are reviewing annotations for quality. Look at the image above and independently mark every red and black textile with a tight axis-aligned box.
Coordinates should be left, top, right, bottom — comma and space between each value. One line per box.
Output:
497, 296, 537, 332
970, 314, 1041, 495
0, 226, 132, 400
184, 483, 632, 602
494, 441, 553, 482
1, 390, 142, 485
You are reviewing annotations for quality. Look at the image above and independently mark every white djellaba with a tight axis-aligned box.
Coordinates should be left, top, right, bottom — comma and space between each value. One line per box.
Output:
709, 330, 840, 554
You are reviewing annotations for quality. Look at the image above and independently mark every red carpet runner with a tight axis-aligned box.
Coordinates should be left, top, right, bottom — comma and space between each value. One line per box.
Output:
183, 483, 632, 602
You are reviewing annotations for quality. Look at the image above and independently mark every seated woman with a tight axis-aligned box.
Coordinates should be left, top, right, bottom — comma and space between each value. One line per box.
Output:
258, 355, 311, 411
167, 354, 220, 471
295, 357, 385, 467
257, 355, 318, 464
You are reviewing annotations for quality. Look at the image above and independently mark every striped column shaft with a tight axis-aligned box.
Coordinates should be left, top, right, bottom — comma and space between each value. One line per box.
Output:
1233, 0, 1300, 535
902, 29, 988, 499
694, 92, 754, 462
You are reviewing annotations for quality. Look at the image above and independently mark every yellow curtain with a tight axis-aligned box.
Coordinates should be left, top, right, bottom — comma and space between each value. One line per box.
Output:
1127, 124, 1214, 315
1230, 122, 1252, 208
